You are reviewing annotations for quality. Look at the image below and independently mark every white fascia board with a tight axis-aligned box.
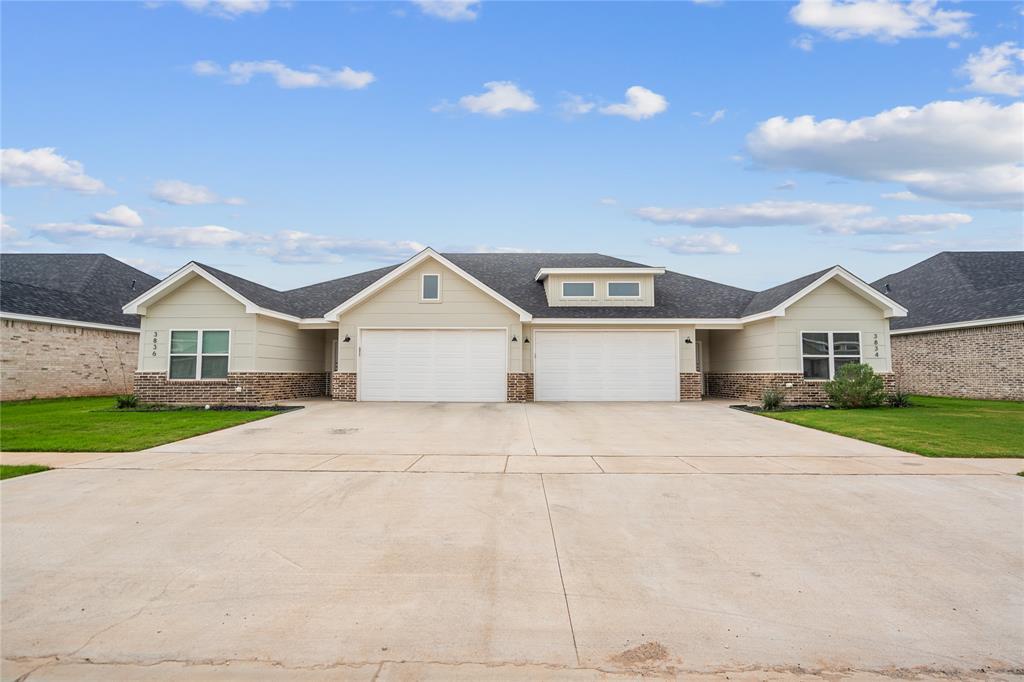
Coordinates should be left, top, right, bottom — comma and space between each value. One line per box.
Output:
534, 267, 666, 281
0, 312, 142, 333
761, 266, 909, 320
121, 262, 303, 324
325, 247, 533, 322
530, 318, 736, 326
890, 314, 1024, 335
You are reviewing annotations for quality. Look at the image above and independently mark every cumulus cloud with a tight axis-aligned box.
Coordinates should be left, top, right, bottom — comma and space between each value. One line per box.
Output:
634, 200, 972, 235
254, 232, 425, 263
121, 257, 178, 277
193, 60, 375, 90
598, 197, 618, 206
92, 205, 143, 228
651, 233, 740, 255
599, 86, 668, 120
559, 93, 596, 119
1, 214, 15, 240
180, 0, 275, 18
470, 245, 535, 254
1, 147, 108, 194
881, 191, 921, 201
745, 99, 1024, 209
789, 0, 971, 42
150, 180, 245, 206
455, 81, 538, 116
709, 109, 726, 124
959, 42, 1024, 97
412, 0, 479, 21
855, 236, 1018, 253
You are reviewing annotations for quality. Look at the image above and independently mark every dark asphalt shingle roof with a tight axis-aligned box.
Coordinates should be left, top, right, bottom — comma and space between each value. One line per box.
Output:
0, 253, 160, 328
741, 267, 834, 316
872, 251, 1024, 330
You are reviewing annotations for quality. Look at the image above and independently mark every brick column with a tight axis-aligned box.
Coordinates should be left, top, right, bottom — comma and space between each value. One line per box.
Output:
679, 372, 702, 401
330, 372, 357, 401
507, 373, 534, 402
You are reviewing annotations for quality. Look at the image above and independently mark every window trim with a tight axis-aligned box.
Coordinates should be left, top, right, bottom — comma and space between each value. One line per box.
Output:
167, 329, 231, 381
561, 281, 596, 299
606, 280, 642, 299
800, 330, 862, 381
420, 273, 442, 303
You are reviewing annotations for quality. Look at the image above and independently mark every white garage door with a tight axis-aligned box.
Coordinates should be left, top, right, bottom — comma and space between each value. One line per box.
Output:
359, 329, 506, 402
534, 331, 678, 402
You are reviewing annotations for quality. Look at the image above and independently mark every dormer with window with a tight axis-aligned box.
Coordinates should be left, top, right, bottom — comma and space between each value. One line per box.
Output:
536, 267, 664, 307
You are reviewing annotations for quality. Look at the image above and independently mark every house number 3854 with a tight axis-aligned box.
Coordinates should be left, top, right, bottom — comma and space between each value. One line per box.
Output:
152, 331, 159, 357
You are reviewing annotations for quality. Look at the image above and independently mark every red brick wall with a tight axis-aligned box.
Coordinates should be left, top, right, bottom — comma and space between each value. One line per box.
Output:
680, 373, 701, 401
706, 371, 896, 404
1, 318, 139, 400
135, 371, 328, 404
330, 372, 357, 401
507, 373, 534, 402
890, 322, 1023, 400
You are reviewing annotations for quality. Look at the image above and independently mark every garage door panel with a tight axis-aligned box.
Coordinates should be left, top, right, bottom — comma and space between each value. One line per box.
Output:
360, 329, 506, 402
534, 331, 677, 402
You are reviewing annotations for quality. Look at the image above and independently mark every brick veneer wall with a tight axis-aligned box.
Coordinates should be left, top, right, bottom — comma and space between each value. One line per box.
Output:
706, 372, 897, 405
890, 322, 1023, 400
331, 372, 357, 401
507, 372, 534, 402
135, 371, 328, 404
680, 372, 702, 401
1, 318, 139, 400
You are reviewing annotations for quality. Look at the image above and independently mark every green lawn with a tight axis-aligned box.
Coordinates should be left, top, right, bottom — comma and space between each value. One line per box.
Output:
763, 396, 1023, 458
0, 396, 281, 452
1, 464, 51, 480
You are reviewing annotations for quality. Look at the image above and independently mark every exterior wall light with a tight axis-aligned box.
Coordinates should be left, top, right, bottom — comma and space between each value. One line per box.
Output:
511, 335, 518, 342
684, 337, 693, 344
343, 335, 351, 342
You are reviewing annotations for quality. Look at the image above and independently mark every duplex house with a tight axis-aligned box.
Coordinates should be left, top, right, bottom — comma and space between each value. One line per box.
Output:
1, 253, 159, 400
873, 251, 1023, 401
123, 248, 906, 404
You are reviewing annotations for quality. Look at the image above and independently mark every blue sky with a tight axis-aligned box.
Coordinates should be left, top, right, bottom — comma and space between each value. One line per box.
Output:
2, 0, 1021, 291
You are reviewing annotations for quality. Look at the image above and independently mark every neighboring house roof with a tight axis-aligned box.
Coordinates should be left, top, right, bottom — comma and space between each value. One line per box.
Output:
124, 249, 905, 322
872, 251, 1024, 332
0, 253, 159, 329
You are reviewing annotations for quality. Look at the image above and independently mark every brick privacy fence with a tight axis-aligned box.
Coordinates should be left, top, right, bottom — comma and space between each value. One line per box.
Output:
680, 373, 701, 401
706, 372, 897, 404
135, 372, 328, 404
330, 372, 357, 401
891, 322, 1024, 400
1, 319, 139, 400
507, 373, 534, 402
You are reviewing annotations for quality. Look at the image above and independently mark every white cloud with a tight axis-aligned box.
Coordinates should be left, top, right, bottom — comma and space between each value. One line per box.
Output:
855, 236, 1017, 253
456, 81, 538, 116
92, 205, 143, 228
254, 232, 425, 263
470, 245, 534, 254
635, 200, 872, 227
746, 99, 1024, 209
651, 233, 740, 255
559, 93, 595, 119
790, 0, 971, 42
598, 197, 618, 206
959, 42, 1024, 97
774, 180, 797, 191
634, 200, 972, 235
792, 34, 817, 51
180, 0, 274, 18
881, 190, 921, 201
121, 257, 178, 277
412, 0, 479, 21
150, 180, 245, 206
709, 109, 726, 124
1, 147, 108, 194
193, 60, 375, 90
599, 86, 668, 121
1, 214, 15, 240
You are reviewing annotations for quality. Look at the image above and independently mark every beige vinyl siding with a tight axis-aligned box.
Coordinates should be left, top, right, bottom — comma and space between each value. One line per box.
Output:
138, 276, 256, 372
337, 258, 522, 373
775, 279, 891, 373
544, 274, 655, 307
255, 316, 327, 372
707, 318, 779, 373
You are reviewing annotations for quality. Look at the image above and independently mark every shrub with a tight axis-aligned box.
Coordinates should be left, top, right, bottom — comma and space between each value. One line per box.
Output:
886, 390, 912, 408
761, 387, 785, 411
115, 394, 138, 409
824, 363, 885, 408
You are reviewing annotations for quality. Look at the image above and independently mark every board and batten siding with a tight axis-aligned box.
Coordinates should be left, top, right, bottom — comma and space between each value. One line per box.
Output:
336, 258, 523, 373
707, 279, 891, 374
543, 274, 655, 307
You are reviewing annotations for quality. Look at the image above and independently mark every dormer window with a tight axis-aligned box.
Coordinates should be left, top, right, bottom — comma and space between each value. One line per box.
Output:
562, 282, 595, 298
421, 273, 441, 302
608, 281, 641, 298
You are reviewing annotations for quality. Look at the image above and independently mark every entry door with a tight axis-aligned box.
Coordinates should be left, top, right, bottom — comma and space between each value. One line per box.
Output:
534, 331, 678, 401
359, 329, 506, 402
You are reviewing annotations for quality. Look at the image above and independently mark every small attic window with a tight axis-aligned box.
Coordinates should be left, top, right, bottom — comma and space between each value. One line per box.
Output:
421, 273, 441, 301
562, 282, 595, 298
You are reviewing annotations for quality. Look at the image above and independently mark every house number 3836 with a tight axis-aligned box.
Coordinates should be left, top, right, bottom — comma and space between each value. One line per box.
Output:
152, 331, 159, 357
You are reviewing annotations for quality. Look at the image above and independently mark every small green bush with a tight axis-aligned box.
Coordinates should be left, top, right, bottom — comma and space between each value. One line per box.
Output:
887, 390, 913, 408
824, 363, 885, 408
115, 394, 138, 409
761, 387, 785, 411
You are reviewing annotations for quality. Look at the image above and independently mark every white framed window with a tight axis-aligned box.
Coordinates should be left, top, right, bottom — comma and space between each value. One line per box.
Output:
421, 273, 441, 302
561, 281, 595, 298
169, 330, 230, 380
607, 281, 641, 298
801, 331, 861, 380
